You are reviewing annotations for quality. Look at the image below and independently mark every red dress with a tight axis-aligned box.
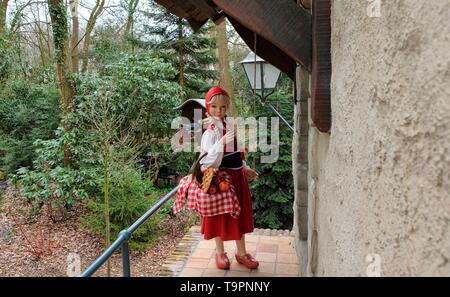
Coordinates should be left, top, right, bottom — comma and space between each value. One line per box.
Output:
200, 124, 254, 241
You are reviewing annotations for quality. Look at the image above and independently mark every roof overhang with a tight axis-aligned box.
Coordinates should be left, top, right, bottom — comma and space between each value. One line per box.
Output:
155, 0, 312, 80
156, 0, 332, 133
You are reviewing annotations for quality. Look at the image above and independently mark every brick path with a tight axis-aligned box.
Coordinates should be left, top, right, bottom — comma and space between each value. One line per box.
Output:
158, 226, 300, 277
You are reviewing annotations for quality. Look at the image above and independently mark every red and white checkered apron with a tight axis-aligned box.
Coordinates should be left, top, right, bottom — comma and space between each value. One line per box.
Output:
172, 170, 241, 219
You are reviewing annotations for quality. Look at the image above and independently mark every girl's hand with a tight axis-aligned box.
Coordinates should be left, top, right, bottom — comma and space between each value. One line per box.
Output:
245, 167, 259, 182
219, 129, 235, 145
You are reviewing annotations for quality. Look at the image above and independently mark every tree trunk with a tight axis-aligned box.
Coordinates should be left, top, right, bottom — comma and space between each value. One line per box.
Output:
48, 0, 74, 165
0, 0, 8, 36
81, 0, 105, 72
36, 23, 48, 67
34, 8, 50, 67
123, 0, 138, 50
177, 18, 185, 101
103, 144, 111, 277
216, 20, 235, 114
69, 0, 79, 73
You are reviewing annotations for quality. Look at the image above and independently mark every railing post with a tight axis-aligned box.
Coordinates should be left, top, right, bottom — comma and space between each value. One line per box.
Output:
120, 230, 132, 277
81, 187, 179, 277
122, 241, 130, 277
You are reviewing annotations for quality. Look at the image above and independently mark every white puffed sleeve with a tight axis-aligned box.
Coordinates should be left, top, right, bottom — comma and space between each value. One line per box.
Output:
200, 130, 224, 170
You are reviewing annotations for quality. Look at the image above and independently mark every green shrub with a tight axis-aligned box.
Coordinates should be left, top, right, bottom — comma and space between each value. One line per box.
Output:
0, 36, 17, 82
74, 52, 183, 187
245, 76, 295, 230
81, 166, 168, 250
12, 132, 102, 213
0, 80, 60, 174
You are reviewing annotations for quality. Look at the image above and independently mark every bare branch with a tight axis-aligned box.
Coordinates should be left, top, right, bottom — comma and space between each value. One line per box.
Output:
81, 0, 105, 72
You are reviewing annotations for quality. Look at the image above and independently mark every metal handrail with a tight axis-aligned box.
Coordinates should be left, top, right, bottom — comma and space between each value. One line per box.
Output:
80, 186, 179, 277
254, 93, 294, 132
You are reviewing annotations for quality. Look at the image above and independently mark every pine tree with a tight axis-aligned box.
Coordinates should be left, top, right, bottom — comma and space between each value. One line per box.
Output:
143, 3, 218, 101
246, 74, 295, 230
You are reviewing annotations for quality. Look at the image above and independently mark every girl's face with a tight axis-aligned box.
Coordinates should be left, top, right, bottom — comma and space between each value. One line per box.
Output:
209, 97, 228, 120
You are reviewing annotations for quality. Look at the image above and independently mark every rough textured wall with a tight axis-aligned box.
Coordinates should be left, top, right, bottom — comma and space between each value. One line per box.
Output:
293, 65, 310, 275
311, 0, 450, 276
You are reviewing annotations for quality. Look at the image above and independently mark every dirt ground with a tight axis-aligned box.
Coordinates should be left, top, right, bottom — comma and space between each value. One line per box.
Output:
0, 184, 194, 277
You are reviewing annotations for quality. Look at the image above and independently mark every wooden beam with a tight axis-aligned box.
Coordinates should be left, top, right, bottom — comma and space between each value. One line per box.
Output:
187, 18, 208, 32
156, 0, 191, 19
156, 0, 221, 32
212, 0, 312, 71
189, 0, 218, 18
311, 0, 332, 133
300, 0, 312, 9
228, 16, 296, 81
211, 11, 225, 25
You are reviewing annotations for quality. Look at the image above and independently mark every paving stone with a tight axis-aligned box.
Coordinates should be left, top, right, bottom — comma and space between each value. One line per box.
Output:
275, 263, 299, 276
249, 271, 274, 277
158, 226, 301, 277
277, 253, 299, 264
256, 261, 275, 274
245, 235, 259, 243
245, 242, 257, 251
229, 260, 251, 272
278, 243, 296, 254
259, 235, 279, 243
225, 270, 251, 277
255, 252, 277, 262
207, 258, 218, 269
185, 258, 210, 269
179, 268, 204, 277
224, 241, 236, 249
191, 248, 214, 259
202, 269, 227, 277
257, 243, 278, 253
197, 240, 216, 249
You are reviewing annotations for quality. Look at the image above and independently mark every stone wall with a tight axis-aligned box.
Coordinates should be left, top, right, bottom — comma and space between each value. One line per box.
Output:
295, 0, 450, 276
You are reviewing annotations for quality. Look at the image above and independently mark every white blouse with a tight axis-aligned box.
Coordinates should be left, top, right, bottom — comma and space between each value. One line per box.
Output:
200, 117, 247, 171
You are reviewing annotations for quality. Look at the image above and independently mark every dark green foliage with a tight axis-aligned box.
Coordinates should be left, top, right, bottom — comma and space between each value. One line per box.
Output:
75, 52, 185, 185
243, 74, 295, 230
0, 80, 60, 173
172, 151, 198, 178
143, 2, 218, 99
13, 52, 181, 234
1, 0, 297, 247
47, 1, 68, 62
76, 52, 181, 141
91, 25, 125, 75
81, 166, 168, 250
0, 36, 16, 82
12, 131, 101, 210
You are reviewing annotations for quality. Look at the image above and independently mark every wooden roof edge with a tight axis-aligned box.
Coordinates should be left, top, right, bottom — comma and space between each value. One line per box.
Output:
155, 0, 313, 79
212, 0, 312, 71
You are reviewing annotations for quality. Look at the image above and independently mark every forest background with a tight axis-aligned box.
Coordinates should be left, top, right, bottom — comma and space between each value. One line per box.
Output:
0, 0, 295, 258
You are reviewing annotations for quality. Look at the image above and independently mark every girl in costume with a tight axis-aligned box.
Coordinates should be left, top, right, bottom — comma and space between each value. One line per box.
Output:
199, 86, 259, 270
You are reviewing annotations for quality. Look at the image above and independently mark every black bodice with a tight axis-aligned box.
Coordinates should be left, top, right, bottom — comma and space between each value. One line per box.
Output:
219, 151, 243, 169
